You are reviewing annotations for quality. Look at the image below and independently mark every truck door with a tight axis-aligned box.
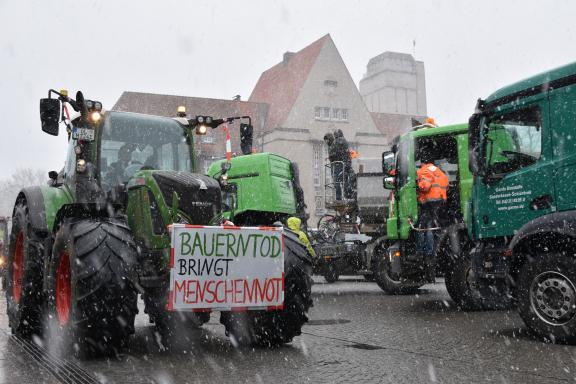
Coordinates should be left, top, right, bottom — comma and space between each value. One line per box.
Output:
473, 95, 553, 239
549, 83, 576, 211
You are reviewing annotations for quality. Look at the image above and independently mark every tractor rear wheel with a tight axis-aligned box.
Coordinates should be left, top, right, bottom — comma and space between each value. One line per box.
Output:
45, 218, 138, 356
6, 201, 43, 337
220, 233, 313, 347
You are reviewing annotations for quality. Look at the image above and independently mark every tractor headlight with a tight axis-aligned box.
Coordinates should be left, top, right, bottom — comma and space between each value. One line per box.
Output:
90, 111, 101, 122
76, 159, 87, 173
196, 125, 208, 135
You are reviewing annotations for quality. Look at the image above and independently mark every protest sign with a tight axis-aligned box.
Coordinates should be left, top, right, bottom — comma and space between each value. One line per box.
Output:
168, 225, 284, 311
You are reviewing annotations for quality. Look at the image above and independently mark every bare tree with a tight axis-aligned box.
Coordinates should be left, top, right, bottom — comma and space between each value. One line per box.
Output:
0, 169, 46, 216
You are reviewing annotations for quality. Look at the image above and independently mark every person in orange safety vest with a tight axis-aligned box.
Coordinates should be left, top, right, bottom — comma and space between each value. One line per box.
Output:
415, 150, 449, 282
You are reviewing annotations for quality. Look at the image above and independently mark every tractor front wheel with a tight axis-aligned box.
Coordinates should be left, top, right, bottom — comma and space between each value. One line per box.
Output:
45, 218, 138, 356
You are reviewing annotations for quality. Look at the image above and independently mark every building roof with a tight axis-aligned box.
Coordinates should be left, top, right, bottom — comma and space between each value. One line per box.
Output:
370, 112, 427, 141
249, 34, 330, 131
112, 91, 269, 155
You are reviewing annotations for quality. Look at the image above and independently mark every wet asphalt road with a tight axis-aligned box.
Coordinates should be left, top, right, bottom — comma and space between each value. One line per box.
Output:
0, 277, 575, 384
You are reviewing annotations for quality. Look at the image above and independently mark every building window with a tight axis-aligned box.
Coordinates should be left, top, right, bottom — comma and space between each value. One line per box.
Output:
332, 108, 340, 120
315, 106, 349, 122
324, 80, 338, 87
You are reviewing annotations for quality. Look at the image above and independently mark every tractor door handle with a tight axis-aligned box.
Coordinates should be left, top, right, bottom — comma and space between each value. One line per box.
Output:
529, 195, 553, 210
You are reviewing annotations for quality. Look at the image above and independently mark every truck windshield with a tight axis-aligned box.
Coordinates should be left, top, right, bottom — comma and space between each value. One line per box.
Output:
99, 112, 193, 188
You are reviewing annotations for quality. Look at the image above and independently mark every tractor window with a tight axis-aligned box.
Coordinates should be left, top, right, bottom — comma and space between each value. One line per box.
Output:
99, 113, 193, 189
484, 107, 541, 175
64, 139, 77, 181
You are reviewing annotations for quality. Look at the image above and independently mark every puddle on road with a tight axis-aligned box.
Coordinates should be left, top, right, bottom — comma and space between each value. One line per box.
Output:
346, 343, 384, 351
306, 319, 351, 326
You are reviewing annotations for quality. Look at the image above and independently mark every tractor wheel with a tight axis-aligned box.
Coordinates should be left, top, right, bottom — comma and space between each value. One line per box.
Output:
373, 253, 420, 295
45, 218, 138, 356
6, 201, 43, 337
323, 261, 340, 283
221, 233, 313, 347
143, 288, 210, 349
517, 253, 576, 343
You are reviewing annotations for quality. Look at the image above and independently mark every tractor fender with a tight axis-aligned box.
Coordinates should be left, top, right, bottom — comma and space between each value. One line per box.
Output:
52, 203, 120, 232
509, 211, 576, 253
15, 187, 48, 234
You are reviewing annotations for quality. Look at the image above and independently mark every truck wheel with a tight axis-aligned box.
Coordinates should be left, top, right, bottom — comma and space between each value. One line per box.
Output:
445, 254, 479, 310
221, 235, 313, 347
446, 251, 512, 311
45, 218, 138, 356
517, 253, 576, 343
373, 254, 420, 295
143, 288, 210, 349
323, 261, 339, 283
6, 201, 43, 337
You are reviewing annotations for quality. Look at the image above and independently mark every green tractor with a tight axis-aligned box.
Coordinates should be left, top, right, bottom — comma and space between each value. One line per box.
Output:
6, 89, 312, 354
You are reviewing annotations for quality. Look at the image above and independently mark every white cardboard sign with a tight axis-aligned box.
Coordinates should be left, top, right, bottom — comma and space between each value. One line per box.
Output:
168, 225, 284, 311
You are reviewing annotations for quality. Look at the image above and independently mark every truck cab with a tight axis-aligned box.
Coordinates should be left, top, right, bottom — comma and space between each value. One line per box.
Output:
382, 124, 472, 288
468, 61, 576, 342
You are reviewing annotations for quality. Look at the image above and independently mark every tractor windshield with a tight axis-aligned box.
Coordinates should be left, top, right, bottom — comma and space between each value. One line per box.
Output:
99, 112, 193, 189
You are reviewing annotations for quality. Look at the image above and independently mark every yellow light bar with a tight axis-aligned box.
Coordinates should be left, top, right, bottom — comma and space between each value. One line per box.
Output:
60, 89, 68, 97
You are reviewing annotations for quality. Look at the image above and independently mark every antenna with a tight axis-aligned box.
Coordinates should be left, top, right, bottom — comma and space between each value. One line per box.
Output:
412, 39, 416, 58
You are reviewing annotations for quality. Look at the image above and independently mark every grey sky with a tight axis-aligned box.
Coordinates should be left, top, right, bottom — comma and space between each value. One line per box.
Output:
0, 0, 574, 179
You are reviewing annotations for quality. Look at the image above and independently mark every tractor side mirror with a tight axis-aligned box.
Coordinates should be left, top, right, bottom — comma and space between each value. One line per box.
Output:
382, 151, 395, 175
240, 123, 253, 155
48, 171, 58, 180
40, 98, 61, 136
383, 176, 396, 190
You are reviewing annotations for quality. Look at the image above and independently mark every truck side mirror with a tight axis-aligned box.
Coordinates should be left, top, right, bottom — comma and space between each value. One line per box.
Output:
382, 151, 395, 175
40, 98, 61, 136
383, 176, 396, 190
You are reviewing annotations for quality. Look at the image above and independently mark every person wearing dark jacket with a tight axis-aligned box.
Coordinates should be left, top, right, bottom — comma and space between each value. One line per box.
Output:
333, 129, 355, 199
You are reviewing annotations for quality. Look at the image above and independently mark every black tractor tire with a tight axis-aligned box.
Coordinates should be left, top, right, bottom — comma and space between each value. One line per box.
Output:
143, 287, 210, 350
323, 261, 340, 283
373, 253, 421, 295
45, 218, 138, 356
6, 201, 44, 337
220, 233, 313, 347
517, 253, 576, 344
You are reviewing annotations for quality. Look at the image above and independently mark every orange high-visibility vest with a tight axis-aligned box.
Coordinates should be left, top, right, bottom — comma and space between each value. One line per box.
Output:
417, 163, 448, 203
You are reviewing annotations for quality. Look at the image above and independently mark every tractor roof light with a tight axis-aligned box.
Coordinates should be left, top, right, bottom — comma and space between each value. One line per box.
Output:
94, 101, 102, 111
177, 106, 186, 117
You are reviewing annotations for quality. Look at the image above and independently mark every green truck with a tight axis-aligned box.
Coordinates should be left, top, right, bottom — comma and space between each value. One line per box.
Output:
378, 123, 481, 300
6, 89, 312, 355
467, 61, 576, 342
